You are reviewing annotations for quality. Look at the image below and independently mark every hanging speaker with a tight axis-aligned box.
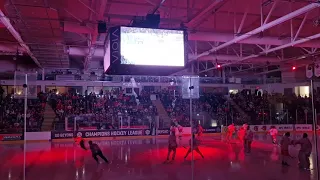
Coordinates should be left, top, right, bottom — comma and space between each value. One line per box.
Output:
145, 14, 160, 28
98, 21, 107, 33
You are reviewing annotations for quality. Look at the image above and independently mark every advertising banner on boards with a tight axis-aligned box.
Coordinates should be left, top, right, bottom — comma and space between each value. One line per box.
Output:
51, 129, 151, 139
203, 127, 221, 133
0, 134, 24, 141
294, 124, 312, 132
156, 129, 170, 135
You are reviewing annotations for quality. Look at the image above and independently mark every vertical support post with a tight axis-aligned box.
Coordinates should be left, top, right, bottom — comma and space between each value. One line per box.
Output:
222, 68, 226, 84
189, 78, 194, 180
197, 60, 200, 74
263, 67, 267, 84
269, 105, 272, 124
195, 41, 198, 56
305, 110, 308, 124
65, 117, 68, 131
202, 115, 204, 126
128, 116, 131, 129
260, 0, 264, 26
42, 68, 45, 80
263, 110, 265, 124
226, 103, 229, 126
156, 115, 159, 136
286, 109, 289, 124
23, 74, 28, 180
231, 110, 234, 124
233, 9, 237, 34
295, 109, 298, 124
311, 79, 319, 179
74, 117, 77, 132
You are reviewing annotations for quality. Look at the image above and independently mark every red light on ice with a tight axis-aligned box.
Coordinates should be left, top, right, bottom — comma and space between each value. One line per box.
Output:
292, 66, 296, 70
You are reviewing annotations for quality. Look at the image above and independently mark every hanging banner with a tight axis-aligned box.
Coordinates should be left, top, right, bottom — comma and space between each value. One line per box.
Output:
306, 65, 313, 78
314, 62, 320, 77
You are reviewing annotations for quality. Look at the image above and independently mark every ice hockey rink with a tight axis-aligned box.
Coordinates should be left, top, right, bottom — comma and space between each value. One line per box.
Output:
0, 134, 318, 180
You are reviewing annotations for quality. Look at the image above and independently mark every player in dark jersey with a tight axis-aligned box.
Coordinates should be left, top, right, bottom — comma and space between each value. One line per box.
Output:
184, 134, 204, 159
79, 139, 87, 150
88, 141, 109, 164
166, 131, 178, 161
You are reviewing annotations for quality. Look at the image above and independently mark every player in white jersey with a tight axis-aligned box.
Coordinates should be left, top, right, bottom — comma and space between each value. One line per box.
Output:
242, 123, 248, 131
170, 122, 183, 146
176, 123, 183, 139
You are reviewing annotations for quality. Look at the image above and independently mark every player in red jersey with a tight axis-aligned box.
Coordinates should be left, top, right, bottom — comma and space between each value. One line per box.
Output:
226, 123, 236, 143
237, 126, 246, 146
75, 136, 87, 150
197, 124, 204, 139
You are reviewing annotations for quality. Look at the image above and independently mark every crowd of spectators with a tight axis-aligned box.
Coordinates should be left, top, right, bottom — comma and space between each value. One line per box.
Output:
2, 82, 320, 134
0, 90, 46, 133
157, 88, 233, 127
230, 89, 320, 125
50, 89, 157, 131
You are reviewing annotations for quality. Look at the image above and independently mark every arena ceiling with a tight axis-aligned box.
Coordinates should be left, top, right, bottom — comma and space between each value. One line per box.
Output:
0, 0, 319, 74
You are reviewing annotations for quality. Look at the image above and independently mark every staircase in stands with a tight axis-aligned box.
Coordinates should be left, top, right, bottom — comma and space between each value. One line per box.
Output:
152, 99, 171, 128
226, 96, 250, 121
41, 104, 56, 131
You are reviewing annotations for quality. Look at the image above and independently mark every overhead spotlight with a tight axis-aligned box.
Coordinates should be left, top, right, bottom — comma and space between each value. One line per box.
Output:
292, 66, 296, 70
217, 64, 221, 68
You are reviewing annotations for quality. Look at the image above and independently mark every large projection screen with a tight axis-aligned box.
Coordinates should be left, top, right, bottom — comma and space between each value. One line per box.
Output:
120, 27, 185, 67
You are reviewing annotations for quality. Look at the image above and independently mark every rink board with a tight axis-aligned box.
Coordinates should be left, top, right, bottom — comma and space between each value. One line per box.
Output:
0, 125, 318, 144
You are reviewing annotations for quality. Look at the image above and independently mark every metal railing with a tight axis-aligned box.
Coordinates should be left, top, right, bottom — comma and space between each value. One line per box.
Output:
0, 72, 287, 85
218, 108, 317, 126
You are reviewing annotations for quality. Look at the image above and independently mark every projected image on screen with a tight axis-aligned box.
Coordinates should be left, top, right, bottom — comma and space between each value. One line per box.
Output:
120, 27, 185, 66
